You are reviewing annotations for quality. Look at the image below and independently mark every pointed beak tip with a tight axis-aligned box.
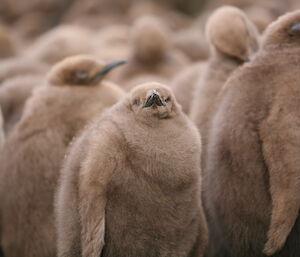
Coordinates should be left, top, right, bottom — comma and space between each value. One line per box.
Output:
108, 59, 128, 68
94, 59, 128, 78
113, 59, 128, 67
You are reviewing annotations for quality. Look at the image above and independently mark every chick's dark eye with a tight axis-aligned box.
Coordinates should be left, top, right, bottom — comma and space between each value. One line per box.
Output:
165, 97, 171, 102
133, 99, 141, 106
75, 71, 88, 79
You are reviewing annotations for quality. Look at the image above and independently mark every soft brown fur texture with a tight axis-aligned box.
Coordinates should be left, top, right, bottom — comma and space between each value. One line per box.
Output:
261, 11, 300, 256
193, 8, 259, 257
0, 54, 125, 257
190, 5, 259, 150
204, 10, 300, 257
170, 62, 205, 115
55, 82, 208, 257
0, 75, 43, 134
112, 16, 189, 89
205, 6, 259, 62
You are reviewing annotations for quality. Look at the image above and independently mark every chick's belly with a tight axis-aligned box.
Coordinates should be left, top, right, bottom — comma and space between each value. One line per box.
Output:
102, 192, 196, 257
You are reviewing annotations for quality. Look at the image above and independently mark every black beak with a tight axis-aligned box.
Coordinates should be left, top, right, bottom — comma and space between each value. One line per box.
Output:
94, 59, 127, 78
143, 90, 165, 108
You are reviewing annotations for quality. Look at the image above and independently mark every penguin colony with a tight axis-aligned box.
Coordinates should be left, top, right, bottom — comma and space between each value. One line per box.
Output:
0, 0, 300, 257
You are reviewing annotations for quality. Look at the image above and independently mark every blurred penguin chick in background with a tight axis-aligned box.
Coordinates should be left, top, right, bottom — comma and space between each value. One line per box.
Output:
0, 54, 126, 257
111, 15, 190, 90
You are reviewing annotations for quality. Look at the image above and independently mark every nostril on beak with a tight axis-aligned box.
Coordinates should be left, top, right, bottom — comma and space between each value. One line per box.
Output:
152, 92, 165, 107
152, 89, 159, 96
143, 90, 165, 108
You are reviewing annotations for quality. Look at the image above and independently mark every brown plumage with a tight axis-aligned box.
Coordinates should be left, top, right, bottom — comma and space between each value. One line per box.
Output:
0, 75, 43, 134
55, 82, 208, 257
0, 54, 125, 257
190, 5, 259, 144
170, 62, 205, 115
172, 6, 259, 117
204, 10, 300, 257
112, 16, 189, 89
191, 7, 259, 257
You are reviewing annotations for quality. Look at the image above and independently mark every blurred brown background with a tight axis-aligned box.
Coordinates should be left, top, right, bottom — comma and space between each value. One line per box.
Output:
0, 0, 299, 76
0, 0, 299, 39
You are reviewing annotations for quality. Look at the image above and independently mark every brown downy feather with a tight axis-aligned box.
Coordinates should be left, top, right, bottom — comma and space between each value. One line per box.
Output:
55, 82, 208, 257
0, 75, 43, 134
190, 5, 259, 150
204, 10, 300, 257
0, 54, 125, 257
170, 62, 205, 115
191, 6, 260, 257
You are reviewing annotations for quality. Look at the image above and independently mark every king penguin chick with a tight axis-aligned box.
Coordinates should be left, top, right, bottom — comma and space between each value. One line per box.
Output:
55, 82, 208, 257
190, 5, 259, 153
112, 16, 189, 90
0, 75, 43, 134
171, 6, 259, 117
191, 6, 259, 257
0, 54, 125, 257
204, 10, 300, 257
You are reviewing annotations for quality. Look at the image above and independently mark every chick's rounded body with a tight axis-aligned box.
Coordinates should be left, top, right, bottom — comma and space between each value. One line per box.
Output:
100, 104, 203, 257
